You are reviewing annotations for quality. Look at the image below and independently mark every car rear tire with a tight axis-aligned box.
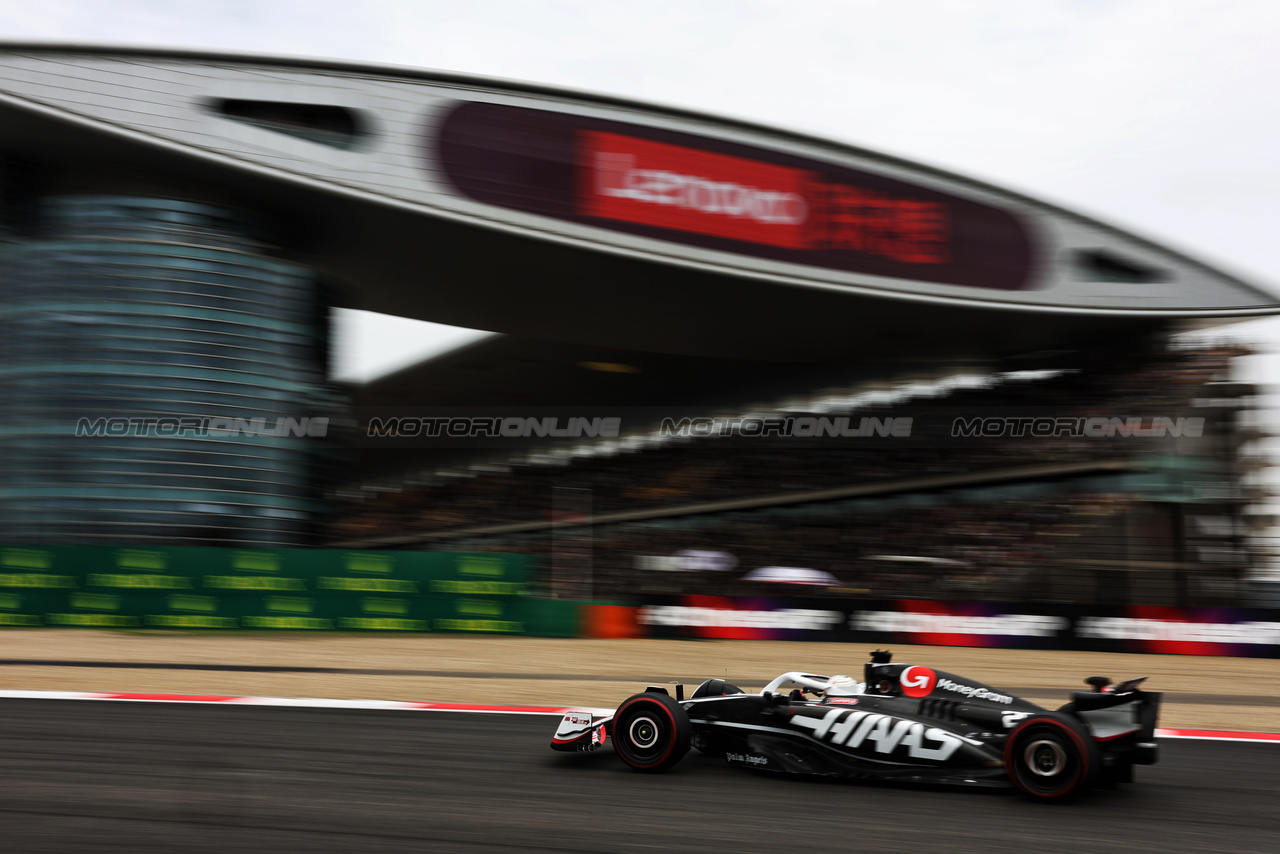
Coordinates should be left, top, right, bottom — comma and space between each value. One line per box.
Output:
1004, 714, 1096, 801
613, 692, 691, 772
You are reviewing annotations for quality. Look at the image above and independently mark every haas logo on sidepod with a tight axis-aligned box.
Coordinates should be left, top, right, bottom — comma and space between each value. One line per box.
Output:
791, 708, 964, 762
900, 666, 937, 698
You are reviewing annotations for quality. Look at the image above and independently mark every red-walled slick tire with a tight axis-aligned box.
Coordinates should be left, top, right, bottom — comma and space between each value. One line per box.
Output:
1004, 714, 1097, 801
613, 692, 691, 772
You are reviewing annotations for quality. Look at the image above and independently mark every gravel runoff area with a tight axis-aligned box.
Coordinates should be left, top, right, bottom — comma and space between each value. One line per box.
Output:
1, 630, 1277, 731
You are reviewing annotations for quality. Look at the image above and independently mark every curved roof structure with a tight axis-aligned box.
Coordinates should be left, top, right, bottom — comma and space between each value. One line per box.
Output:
2, 43, 1276, 361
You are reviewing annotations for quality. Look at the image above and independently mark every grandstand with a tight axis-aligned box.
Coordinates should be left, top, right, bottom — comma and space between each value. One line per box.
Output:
333, 340, 1258, 606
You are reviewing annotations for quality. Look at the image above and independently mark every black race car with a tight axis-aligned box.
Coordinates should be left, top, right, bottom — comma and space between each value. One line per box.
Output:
551, 650, 1160, 800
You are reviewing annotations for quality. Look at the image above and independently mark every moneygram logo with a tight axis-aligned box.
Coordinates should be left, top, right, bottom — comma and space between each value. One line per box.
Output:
899, 665, 937, 698
936, 678, 1013, 705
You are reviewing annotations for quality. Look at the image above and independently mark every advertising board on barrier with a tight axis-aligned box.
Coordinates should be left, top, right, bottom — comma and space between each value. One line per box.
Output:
634, 595, 1280, 657
639, 596, 844, 640
7, 548, 1279, 656
847, 600, 1071, 649
636, 595, 1071, 646
0, 544, 557, 634
1073, 605, 1280, 657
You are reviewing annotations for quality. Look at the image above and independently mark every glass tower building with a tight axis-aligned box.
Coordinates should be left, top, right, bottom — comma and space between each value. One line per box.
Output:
0, 185, 334, 546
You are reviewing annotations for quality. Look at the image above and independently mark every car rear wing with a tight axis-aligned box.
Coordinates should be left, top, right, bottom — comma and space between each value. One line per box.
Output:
1059, 677, 1162, 765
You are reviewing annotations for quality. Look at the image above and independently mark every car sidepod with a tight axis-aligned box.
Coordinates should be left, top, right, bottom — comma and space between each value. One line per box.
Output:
683, 693, 1009, 786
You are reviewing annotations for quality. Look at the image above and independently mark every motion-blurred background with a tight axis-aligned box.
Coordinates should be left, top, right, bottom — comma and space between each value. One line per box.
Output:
3, 1, 1280, 632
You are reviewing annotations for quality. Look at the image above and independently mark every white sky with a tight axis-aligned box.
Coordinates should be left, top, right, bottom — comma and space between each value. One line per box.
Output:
3, 0, 1280, 381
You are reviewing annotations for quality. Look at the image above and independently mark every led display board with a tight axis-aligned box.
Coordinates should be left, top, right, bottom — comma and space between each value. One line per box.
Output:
436, 102, 1036, 290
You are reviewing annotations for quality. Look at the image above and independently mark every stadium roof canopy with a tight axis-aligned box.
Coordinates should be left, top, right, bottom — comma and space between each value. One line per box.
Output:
2, 43, 1277, 363
352, 333, 898, 409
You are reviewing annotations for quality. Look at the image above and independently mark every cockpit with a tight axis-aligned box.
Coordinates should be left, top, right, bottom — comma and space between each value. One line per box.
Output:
757, 671, 867, 703
822, 674, 866, 699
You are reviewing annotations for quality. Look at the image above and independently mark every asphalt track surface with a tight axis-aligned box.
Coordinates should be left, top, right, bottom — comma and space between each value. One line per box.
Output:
1, 700, 1276, 854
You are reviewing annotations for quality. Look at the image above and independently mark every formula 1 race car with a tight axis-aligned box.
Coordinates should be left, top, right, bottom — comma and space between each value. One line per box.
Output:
551, 650, 1161, 800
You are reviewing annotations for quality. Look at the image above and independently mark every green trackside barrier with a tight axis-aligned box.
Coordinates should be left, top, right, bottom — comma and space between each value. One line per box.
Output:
0, 544, 579, 634
512, 597, 582, 638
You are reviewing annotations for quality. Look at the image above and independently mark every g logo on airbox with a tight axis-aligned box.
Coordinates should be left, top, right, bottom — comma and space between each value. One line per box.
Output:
900, 665, 937, 698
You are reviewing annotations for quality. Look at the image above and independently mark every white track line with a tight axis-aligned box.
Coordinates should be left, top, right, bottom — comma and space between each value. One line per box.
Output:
0, 689, 612, 716
0, 690, 1274, 741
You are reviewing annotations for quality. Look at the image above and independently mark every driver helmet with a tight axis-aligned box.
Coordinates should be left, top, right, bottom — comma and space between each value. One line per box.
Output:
824, 674, 865, 698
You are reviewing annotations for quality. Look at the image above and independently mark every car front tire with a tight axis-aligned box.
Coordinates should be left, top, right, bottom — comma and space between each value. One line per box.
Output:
613, 692, 691, 772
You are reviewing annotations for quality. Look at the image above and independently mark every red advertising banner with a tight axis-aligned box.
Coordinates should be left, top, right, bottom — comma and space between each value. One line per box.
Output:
579, 131, 950, 264
579, 131, 811, 249
434, 102, 1033, 290
631, 594, 1280, 657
